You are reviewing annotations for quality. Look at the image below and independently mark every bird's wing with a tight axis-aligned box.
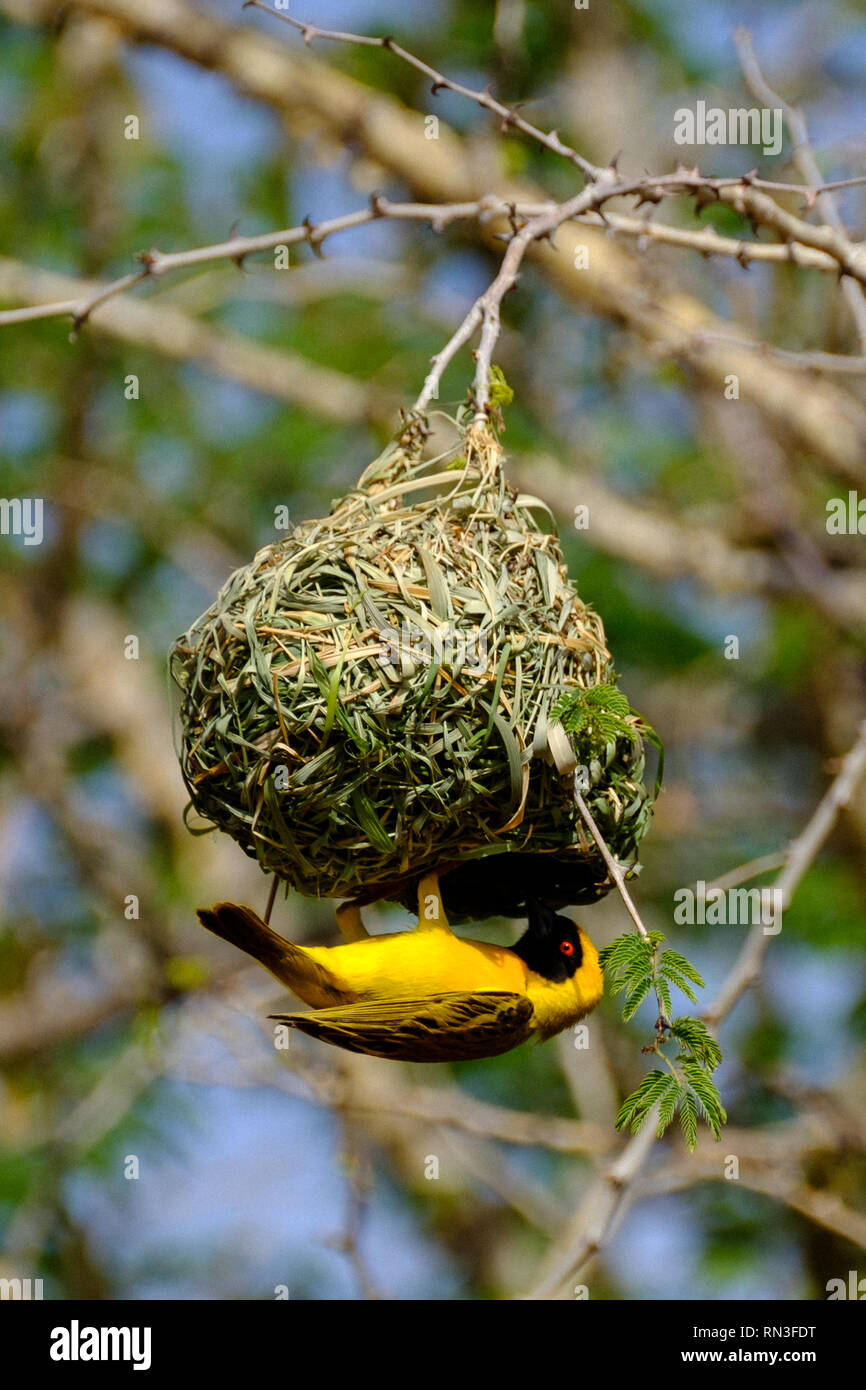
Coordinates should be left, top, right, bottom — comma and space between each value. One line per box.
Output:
271, 991, 535, 1062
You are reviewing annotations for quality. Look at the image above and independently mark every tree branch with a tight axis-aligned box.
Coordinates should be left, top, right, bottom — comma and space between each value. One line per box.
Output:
522, 720, 866, 1298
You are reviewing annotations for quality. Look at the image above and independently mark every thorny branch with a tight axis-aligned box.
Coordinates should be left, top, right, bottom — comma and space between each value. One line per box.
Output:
0, 197, 551, 332
243, 0, 600, 179
735, 27, 866, 353
2, 31, 865, 449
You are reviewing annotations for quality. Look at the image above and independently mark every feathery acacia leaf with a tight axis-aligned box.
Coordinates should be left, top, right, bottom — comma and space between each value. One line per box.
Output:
604, 928, 725, 1148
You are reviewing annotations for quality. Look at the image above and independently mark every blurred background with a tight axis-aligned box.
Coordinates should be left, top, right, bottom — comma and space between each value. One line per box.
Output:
1, 0, 866, 1299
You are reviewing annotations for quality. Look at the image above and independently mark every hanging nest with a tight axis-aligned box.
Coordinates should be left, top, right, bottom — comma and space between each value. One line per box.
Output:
170, 421, 660, 915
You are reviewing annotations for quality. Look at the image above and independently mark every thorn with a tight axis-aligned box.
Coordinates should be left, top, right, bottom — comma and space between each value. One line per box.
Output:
740, 167, 758, 185
608, 149, 622, 172
736, 245, 751, 270
381, 35, 395, 50
303, 214, 324, 258
693, 185, 719, 215
228, 219, 247, 271
430, 80, 445, 95
136, 248, 158, 272
369, 193, 386, 217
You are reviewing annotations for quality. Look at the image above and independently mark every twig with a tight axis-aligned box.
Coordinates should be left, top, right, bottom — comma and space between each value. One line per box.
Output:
244, 0, 600, 180
736, 27, 866, 352
572, 783, 650, 942
0, 197, 548, 331
523, 1117, 659, 1299
414, 172, 649, 418
248, 0, 866, 217
523, 721, 866, 1298
679, 324, 866, 376
705, 720, 866, 1024
0, 254, 381, 421
12, 0, 866, 481
702, 850, 788, 894
593, 209, 840, 274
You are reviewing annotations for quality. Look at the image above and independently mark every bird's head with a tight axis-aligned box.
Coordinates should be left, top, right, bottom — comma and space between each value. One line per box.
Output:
512, 899, 586, 982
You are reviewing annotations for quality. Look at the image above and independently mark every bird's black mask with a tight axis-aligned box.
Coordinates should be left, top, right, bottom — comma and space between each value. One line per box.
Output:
512, 900, 583, 982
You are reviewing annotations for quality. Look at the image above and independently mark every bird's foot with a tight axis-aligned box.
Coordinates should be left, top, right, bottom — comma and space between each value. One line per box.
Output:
416, 871, 451, 931
335, 899, 370, 942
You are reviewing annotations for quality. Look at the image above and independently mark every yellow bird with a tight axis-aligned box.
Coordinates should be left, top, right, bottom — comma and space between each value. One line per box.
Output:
197, 875, 602, 1062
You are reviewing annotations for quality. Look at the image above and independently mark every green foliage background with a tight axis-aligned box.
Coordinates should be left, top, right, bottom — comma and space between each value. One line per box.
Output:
1, 0, 865, 1300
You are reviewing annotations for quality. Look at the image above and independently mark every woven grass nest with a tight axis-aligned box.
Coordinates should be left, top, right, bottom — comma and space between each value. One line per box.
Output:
170, 420, 659, 915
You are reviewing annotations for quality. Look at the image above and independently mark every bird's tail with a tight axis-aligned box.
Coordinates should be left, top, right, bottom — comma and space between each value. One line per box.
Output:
197, 901, 344, 1003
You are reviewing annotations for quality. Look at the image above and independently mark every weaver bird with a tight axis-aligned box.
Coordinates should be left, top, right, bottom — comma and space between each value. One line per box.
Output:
197, 876, 602, 1063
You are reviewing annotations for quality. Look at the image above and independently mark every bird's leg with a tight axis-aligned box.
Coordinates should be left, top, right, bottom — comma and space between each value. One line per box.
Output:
335, 899, 371, 942
416, 871, 451, 931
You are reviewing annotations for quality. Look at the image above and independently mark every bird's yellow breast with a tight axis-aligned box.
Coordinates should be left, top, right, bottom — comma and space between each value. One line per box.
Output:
302, 927, 529, 1004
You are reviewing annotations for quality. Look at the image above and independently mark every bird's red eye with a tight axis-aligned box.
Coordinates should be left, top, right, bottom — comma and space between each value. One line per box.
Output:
560, 939, 575, 957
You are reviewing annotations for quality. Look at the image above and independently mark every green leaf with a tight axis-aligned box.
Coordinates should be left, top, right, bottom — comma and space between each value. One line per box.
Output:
615, 1069, 673, 1135
681, 1062, 727, 1139
659, 950, 705, 989
659, 960, 699, 1005
622, 974, 654, 1021
655, 975, 673, 1020
671, 1017, 723, 1071
679, 1090, 699, 1151
599, 931, 646, 975
488, 364, 514, 407
656, 1077, 682, 1136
